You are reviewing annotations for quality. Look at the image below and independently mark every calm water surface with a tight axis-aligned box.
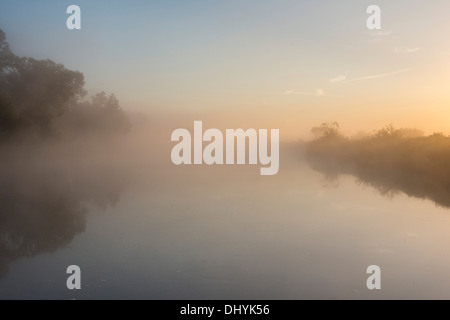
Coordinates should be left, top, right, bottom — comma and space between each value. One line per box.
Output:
1, 146, 450, 299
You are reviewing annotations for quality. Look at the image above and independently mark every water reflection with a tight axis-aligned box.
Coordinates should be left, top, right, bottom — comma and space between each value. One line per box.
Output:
0, 144, 126, 278
306, 152, 450, 209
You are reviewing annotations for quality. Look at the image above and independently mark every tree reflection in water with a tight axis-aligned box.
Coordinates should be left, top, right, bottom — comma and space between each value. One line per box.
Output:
306, 124, 450, 209
0, 144, 127, 278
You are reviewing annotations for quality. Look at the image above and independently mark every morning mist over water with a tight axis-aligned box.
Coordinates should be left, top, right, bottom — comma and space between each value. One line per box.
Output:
1, 1, 450, 300
2, 117, 450, 299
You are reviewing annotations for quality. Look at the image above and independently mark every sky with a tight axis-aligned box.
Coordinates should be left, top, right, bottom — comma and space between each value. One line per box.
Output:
1, 0, 450, 139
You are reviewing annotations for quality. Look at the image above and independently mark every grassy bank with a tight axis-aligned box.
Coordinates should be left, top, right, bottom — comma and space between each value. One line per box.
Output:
306, 123, 450, 208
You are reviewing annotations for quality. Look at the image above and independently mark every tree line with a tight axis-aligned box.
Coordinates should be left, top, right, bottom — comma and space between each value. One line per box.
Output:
0, 28, 130, 142
306, 122, 450, 208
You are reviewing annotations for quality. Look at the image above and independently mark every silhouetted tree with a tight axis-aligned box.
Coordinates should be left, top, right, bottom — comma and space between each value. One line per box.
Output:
58, 91, 131, 138
0, 28, 130, 140
311, 122, 342, 140
306, 123, 450, 208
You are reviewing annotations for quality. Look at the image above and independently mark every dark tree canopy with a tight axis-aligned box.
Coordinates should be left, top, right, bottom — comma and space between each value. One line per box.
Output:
0, 28, 130, 140
59, 91, 131, 137
0, 29, 14, 72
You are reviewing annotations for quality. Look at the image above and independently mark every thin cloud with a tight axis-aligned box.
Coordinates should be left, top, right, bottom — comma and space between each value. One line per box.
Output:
406, 48, 420, 53
365, 38, 384, 44
281, 89, 324, 97
281, 90, 312, 95
364, 30, 393, 44
366, 30, 393, 37
329, 75, 346, 83
315, 88, 324, 96
347, 69, 412, 83
394, 47, 421, 54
